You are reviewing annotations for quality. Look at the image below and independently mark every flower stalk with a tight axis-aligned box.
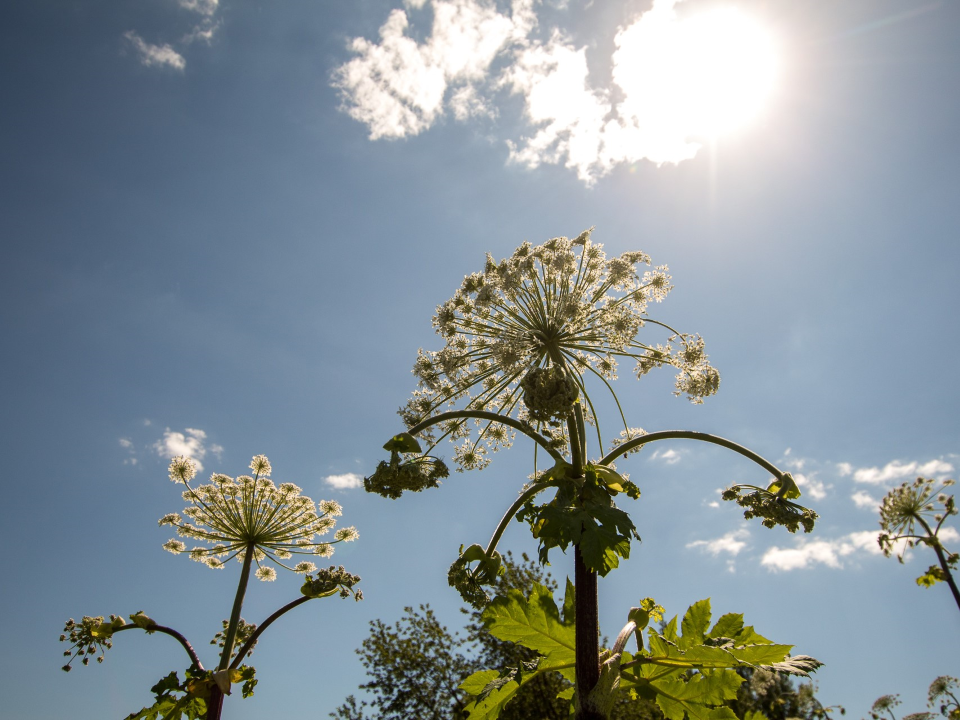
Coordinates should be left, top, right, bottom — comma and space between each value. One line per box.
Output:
369, 230, 819, 720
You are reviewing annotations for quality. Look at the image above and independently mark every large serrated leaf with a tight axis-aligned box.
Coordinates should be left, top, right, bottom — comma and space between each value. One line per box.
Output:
654, 669, 744, 720
463, 680, 522, 720
680, 599, 711, 648
460, 670, 500, 695
708, 613, 744, 639
482, 584, 575, 667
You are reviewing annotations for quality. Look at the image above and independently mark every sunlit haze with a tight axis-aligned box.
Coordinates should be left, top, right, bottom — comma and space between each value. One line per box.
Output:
613, 6, 778, 140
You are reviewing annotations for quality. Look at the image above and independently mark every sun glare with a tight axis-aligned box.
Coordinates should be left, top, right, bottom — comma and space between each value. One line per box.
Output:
614, 6, 778, 140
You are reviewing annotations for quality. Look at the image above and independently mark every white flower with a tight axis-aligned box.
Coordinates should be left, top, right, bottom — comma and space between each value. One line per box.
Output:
160, 455, 359, 575
255, 566, 277, 582
402, 230, 719, 467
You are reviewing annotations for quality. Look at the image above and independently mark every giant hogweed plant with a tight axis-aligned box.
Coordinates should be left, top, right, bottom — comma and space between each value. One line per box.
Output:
60, 455, 362, 720
366, 230, 822, 720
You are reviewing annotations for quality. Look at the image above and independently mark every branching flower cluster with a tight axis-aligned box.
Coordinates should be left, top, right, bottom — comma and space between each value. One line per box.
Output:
722, 474, 818, 533
60, 615, 126, 671
161, 455, 358, 579
400, 230, 719, 468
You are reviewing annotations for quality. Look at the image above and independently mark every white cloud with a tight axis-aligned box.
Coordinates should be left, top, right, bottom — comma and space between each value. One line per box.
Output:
836, 462, 853, 476
851, 490, 879, 510
178, 0, 219, 16
182, 20, 220, 46
687, 528, 749, 557
793, 472, 828, 501
119, 438, 133, 449
324, 472, 364, 490
851, 458, 954, 484
153, 427, 222, 471
649, 448, 681, 465
335, 0, 776, 184
761, 530, 887, 571
333, 0, 534, 140
124, 31, 186, 71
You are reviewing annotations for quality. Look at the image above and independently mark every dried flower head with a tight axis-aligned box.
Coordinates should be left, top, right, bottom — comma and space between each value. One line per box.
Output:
160, 455, 358, 580
401, 230, 719, 468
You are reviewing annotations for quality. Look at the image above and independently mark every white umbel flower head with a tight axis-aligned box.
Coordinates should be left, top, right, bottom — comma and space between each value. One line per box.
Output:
160, 455, 358, 580
401, 229, 719, 467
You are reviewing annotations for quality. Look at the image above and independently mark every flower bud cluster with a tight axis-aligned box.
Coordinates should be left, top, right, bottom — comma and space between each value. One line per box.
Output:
520, 366, 580, 422
301, 565, 363, 601
722, 486, 818, 533
60, 614, 126, 671
364, 453, 450, 499
212, 618, 258, 660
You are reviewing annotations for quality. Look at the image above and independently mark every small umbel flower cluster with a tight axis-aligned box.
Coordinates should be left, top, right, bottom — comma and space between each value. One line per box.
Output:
300, 565, 363, 601
878, 477, 957, 561
212, 618, 258, 660
400, 229, 720, 469
60, 615, 126, 671
722, 474, 818, 533
161, 455, 358, 580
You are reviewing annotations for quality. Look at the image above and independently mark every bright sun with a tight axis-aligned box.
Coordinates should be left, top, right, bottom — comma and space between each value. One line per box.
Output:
613, 6, 778, 140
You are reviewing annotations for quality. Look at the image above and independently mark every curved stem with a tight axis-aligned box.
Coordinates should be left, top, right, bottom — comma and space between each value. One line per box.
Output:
600, 430, 783, 478
113, 624, 204, 670
914, 515, 960, 613
406, 410, 564, 462
230, 595, 312, 669
483, 481, 563, 557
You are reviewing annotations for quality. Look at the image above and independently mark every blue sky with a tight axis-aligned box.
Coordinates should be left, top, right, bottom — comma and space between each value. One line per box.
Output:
2, 0, 959, 718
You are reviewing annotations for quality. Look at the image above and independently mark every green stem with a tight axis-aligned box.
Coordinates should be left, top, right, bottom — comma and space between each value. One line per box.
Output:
220, 544, 255, 670
600, 430, 783, 477
567, 415, 583, 475
483, 481, 562, 558
405, 409, 564, 462
207, 544, 255, 720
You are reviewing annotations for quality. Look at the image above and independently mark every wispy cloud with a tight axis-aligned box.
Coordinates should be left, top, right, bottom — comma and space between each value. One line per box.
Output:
759, 529, 960, 571
324, 472, 364, 490
119, 437, 138, 466
334, 0, 776, 184
851, 490, 879, 510
649, 448, 681, 465
848, 458, 955, 485
761, 531, 881, 571
123, 0, 220, 70
178, 0, 219, 16
687, 528, 749, 556
124, 31, 186, 71
153, 427, 223, 471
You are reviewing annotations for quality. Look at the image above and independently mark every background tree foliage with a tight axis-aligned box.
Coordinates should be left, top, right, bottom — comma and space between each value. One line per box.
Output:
333, 554, 831, 720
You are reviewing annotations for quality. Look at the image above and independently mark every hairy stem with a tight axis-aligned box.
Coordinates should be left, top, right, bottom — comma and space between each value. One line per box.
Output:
915, 515, 960, 613
575, 544, 603, 720
484, 481, 562, 558
208, 543, 255, 720
600, 430, 782, 477
405, 409, 564, 462
112, 624, 204, 670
